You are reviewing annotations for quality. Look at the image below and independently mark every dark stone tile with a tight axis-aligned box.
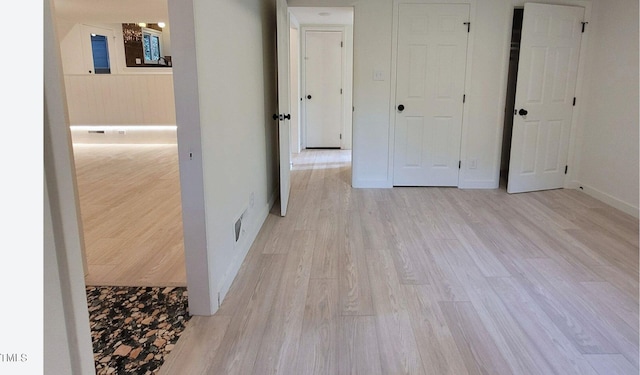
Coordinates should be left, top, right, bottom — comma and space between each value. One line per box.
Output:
86, 286, 191, 374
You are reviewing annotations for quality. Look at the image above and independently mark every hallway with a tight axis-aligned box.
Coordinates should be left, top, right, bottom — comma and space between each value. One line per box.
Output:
159, 149, 638, 375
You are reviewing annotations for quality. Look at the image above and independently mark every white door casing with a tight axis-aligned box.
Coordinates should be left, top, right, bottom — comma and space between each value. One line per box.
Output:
305, 31, 343, 149
507, 3, 584, 194
392, 3, 470, 187
277, 0, 291, 216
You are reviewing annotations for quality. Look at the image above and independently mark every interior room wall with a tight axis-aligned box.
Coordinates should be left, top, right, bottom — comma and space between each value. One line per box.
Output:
288, 0, 513, 188
288, 0, 636, 202
576, 0, 639, 217
57, 19, 177, 140
57, 20, 174, 76
169, 0, 279, 314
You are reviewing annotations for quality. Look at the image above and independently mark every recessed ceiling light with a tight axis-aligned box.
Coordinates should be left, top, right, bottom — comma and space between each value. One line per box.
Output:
138, 22, 147, 27
318, 12, 331, 16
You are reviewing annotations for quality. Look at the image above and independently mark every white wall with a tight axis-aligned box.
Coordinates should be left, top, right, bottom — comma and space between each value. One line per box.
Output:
56, 20, 174, 76
287, 0, 590, 189
169, 0, 278, 314
577, 0, 639, 217
57, 20, 177, 128
288, 0, 512, 187
64, 75, 176, 126
287, 0, 637, 205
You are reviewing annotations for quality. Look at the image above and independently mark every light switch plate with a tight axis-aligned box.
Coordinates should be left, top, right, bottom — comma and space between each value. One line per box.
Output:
373, 70, 385, 81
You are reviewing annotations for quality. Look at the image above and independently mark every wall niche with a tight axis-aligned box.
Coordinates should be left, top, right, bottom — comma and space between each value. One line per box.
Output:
122, 23, 171, 67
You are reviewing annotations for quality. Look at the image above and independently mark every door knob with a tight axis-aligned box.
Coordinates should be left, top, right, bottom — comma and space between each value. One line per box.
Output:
284, 114, 291, 120
307, 95, 312, 100
398, 104, 405, 112
518, 108, 528, 116
273, 114, 279, 120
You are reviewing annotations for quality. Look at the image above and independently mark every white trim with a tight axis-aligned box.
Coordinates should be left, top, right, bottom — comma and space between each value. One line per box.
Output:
141, 27, 164, 64
217, 197, 273, 308
579, 185, 640, 219
352, 179, 393, 189
389, 0, 476, 188
458, 180, 500, 189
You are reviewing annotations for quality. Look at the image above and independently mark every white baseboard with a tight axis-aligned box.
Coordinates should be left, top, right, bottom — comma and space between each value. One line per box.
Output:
352, 179, 392, 188
579, 184, 639, 219
70, 125, 177, 144
458, 180, 499, 189
216, 199, 271, 307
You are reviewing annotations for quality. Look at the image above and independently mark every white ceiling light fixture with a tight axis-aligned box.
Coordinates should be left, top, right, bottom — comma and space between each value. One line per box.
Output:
138, 22, 147, 27
158, 22, 166, 28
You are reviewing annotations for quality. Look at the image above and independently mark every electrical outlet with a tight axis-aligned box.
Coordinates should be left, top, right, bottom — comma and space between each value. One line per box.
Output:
469, 159, 477, 169
234, 216, 242, 242
234, 208, 249, 244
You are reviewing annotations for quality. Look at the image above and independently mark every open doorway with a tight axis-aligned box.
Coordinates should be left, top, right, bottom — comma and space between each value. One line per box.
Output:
500, 8, 524, 187
288, 7, 354, 173
53, 5, 187, 287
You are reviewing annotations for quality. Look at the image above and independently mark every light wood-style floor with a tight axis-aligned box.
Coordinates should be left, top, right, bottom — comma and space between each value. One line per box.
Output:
73, 144, 187, 287
161, 149, 639, 375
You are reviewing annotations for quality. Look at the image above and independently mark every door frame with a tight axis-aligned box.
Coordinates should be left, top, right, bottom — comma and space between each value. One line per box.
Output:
277, 0, 292, 216
388, 0, 477, 187
502, 0, 592, 191
300, 25, 354, 151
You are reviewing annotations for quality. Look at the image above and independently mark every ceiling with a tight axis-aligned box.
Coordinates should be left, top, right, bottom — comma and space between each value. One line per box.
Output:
53, 0, 169, 24
53, 0, 353, 27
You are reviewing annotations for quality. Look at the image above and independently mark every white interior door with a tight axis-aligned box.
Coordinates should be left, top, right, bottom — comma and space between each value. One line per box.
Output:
393, 4, 469, 186
81, 25, 117, 75
305, 31, 343, 148
507, 3, 584, 194
277, 0, 291, 216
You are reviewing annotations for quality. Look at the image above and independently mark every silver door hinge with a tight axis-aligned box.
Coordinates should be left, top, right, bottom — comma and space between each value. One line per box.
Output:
340, 88, 343, 94
464, 22, 471, 32
463, 94, 466, 103
581, 22, 588, 33
459, 161, 462, 169
340, 133, 342, 140
341, 41, 344, 47
565, 165, 568, 174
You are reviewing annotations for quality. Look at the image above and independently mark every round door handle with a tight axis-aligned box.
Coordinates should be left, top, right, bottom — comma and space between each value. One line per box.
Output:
284, 114, 291, 120
518, 108, 528, 116
273, 114, 279, 120
398, 104, 405, 112
307, 95, 312, 100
